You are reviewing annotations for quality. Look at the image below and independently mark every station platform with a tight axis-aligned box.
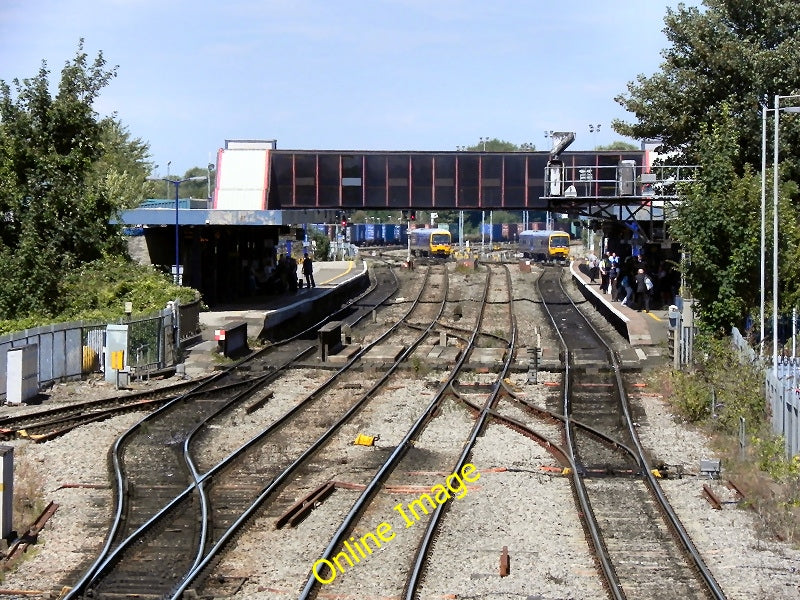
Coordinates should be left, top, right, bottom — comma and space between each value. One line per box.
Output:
182, 261, 369, 377
180, 258, 669, 378
569, 258, 671, 356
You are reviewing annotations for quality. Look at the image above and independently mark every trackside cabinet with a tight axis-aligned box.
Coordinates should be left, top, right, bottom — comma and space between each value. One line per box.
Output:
6, 344, 38, 405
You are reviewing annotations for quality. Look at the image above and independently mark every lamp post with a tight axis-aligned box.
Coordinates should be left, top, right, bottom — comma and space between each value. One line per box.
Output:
150, 175, 207, 285
772, 94, 800, 374
588, 124, 601, 150
479, 136, 488, 151
760, 100, 767, 357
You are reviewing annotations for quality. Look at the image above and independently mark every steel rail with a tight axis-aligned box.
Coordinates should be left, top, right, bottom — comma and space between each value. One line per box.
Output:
294, 264, 494, 600
402, 264, 517, 600
555, 266, 726, 599
549, 264, 726, 600
65, 263, 415, 598
165, 264, 446, 598
537, 265, 625, 599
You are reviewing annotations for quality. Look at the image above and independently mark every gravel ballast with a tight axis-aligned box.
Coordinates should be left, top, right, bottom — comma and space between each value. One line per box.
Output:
0, 260, 798, 599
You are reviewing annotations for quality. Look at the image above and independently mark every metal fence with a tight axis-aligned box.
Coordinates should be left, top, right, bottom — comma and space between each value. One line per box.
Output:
0, 298, 201, 402
731, 327, 800, 459
177, 297, 202, 346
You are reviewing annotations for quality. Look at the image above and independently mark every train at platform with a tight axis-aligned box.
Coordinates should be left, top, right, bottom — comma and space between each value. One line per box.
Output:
518, 230, 571, 261
322, 222, 576, 255
409, 228, 453, 257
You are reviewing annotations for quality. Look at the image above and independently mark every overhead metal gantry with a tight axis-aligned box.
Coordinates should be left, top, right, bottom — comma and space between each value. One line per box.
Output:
542, 161, 698, 220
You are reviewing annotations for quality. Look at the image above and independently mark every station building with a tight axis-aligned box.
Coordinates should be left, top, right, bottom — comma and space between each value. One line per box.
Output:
117, 139, 688, 305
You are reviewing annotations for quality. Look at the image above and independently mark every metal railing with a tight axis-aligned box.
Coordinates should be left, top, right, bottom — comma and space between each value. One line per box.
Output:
731, 327, 800, 459
0, 298, 202, 401
546, 163, 699, 201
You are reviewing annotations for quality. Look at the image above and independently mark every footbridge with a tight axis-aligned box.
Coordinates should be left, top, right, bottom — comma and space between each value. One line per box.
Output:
214, 139, 697, 221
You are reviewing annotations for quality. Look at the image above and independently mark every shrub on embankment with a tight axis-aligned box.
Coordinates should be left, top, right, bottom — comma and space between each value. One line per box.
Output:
655, 334, 800, 545
0, 256, 199, 336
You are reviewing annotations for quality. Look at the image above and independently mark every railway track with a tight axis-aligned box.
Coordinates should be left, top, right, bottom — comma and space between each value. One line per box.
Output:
0, 261, 400, 446
18, 259, 737, 598
285, 263, 515, 599
62, 262, 463, 598
536, 264, 725, 600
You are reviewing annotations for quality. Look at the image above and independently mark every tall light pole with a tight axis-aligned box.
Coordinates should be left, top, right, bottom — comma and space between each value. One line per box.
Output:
588, 124, 601, 150
150, 175, 207, 285
760, 100, 767, 357
772, 94, 800, 374
479, 136, 488, 151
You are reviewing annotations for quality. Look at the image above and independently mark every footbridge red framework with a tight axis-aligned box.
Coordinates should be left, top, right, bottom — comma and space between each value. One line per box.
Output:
214, 142, 690, 221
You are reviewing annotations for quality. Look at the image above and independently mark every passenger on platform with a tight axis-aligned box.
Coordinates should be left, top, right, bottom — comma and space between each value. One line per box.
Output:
587, 251, 599, 283
599, 252, 611, 293
287, 255, 298, 292
608, 257, 619, 300
259, 259, 272, 284
634, 268, 652, 312
277, 254, 289, 291
303, 252, 316, 288
262, 257, 287, 294
619, 272, 634, 307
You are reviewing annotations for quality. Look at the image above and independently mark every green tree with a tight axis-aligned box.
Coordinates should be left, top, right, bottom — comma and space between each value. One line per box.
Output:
0, 41, 151, 320
669, 107, 764, 333
460, 138, 535, 152
613, 0, 800, 174
596, 141, 638, 151
95, 119, 153, 209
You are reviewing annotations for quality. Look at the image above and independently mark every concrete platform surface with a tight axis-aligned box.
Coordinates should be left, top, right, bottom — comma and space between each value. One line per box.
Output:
198, 261, 365, 340
180, 261, 366, 377
570, 259, 670, 349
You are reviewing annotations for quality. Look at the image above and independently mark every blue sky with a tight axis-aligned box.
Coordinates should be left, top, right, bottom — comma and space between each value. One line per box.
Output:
1, 0, 698, 177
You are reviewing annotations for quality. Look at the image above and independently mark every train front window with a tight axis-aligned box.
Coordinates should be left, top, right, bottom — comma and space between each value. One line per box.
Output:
551, 237, 569, 248
431, 234, 450, 245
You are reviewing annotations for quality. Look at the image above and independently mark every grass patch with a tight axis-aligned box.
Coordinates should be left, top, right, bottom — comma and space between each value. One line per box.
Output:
12, 454, 47, 536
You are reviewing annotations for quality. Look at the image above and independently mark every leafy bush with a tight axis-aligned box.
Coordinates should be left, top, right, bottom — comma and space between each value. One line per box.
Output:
0, 255, 199, 335
666, 334, 766, 434
753, 435, 800, 480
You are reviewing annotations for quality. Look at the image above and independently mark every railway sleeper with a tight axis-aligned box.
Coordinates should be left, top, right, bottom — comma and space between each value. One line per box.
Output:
275, 481, 336, 529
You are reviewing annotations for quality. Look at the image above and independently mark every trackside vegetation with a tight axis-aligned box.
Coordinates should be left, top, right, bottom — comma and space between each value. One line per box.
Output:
658, 334, 799, 543
0, 42, 198, 334
615, 1, 800, 541
0, 257, 197, 335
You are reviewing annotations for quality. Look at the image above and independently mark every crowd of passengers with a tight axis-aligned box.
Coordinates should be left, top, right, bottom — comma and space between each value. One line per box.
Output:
246, 253, 299, 294
584, 251, 680, 313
